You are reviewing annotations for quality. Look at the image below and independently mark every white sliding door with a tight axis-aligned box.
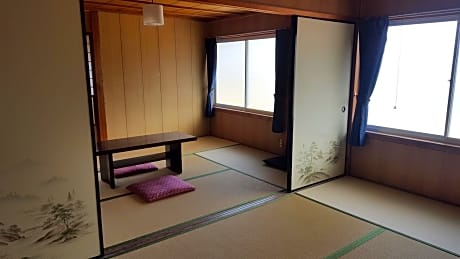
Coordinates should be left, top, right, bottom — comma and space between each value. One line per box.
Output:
1, 1, 101, 258
290, 17, 354, 190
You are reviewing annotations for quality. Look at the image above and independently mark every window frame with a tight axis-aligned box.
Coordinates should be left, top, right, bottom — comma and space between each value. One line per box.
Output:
366, 15, 460, 147
215, 33, 276, 115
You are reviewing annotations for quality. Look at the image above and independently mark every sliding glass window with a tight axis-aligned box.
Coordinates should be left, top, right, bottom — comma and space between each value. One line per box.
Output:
216, 37, 275, 113
368, 18, 460, 143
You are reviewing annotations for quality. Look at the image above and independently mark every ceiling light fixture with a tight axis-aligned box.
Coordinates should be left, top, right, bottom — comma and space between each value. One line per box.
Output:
143, 1, 164, 26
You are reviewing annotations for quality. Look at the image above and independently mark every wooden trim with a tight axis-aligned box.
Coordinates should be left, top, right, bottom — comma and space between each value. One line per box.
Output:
91, 12, 108, 141
360, 0, 460, 18
344, 23, 359, 176
207, 13, 291, 37
286, 16, 297, 192
366, 131, 460, 155
78, 1, 104, 257
189, 0, 356, 21
85, 11, 92, 32
214, 106, 273, 121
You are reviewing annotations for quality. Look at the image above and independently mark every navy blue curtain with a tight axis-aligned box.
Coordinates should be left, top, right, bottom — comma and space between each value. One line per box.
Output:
272, 28, 295, 133
205, 38, 217, 117
351, 17, 389, 146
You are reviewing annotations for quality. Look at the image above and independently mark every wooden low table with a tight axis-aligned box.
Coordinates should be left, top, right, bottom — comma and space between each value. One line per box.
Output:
96, 132, 197, 188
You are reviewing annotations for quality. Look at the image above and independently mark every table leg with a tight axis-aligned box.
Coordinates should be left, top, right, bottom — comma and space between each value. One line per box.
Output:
99, 154, 116, 189
166, 143, 182, 173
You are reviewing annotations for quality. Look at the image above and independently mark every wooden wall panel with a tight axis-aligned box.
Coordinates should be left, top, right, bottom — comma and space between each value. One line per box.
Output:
207, 13, 291, 37
98, 12, 127, 139
350, 134, 460, 206
140, 20, 163, 134
158, 17, 179, 132
96, 13, 210, 139
191, 20, 210, 136
175, 18, 194, 134
120, 14, 146, 137
211, 108, 285, 155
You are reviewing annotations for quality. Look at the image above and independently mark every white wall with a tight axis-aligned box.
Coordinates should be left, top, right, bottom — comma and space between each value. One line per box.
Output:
0, 1, 101, 258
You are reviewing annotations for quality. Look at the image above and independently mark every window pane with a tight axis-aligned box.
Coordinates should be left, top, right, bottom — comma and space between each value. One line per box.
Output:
368, 21, 457, 135
449, 37, 460, 139
216, 41, 245, 107
247, 38, 276, 112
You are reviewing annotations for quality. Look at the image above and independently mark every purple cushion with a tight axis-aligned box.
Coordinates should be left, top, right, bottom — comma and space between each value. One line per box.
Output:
127, 175, 195, 202
114, 163, 158, 178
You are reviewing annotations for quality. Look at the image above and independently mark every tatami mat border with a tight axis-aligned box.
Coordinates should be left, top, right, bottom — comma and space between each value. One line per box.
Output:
103, 192, 286, 258
185, 143, 240, 155
294, 193, 459, 257
195, 153, 286, 190
324, 227, 385, 259
100, 192, 133, 202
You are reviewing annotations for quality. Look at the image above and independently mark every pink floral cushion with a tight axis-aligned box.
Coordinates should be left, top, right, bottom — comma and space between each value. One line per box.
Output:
114, 163, 158, 178
127, 175, 195, 202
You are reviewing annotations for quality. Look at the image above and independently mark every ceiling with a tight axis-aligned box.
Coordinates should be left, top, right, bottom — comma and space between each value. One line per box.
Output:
83, 0, 261, 21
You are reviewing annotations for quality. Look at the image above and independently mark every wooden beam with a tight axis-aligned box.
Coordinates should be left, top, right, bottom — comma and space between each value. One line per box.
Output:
207, 13, 291, 37
360, 0, 460, 17
181, 0, 358, 21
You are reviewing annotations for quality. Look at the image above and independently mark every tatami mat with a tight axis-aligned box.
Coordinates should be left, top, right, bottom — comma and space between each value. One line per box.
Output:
98, 154, 226, 200
117, 195, 376, 258
342, 231, 456, 259
297, 176, 460, 256
197, 145, 287, 188
101, 170, 280, 247
181, 136, 237, 154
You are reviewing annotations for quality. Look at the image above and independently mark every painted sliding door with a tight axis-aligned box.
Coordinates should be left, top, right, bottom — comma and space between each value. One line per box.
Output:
1, 1, 101, 258
290, 17, 354, 190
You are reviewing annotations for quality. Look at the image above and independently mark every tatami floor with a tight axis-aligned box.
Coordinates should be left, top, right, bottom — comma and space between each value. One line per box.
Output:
97, 136, 460, 258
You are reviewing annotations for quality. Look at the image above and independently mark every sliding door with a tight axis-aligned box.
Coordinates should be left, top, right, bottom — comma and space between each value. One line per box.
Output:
1, 1, 101, 258
289, 17, 354, 191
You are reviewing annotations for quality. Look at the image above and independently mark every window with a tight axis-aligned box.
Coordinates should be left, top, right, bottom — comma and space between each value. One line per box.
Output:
216, 37, 276, 113
85, 34, 97, 129
368, 19, 460, 142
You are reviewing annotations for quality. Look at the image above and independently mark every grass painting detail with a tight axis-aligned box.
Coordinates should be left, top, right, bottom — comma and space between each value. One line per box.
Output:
0, 190, 92, 259
295, 140, 344, 185
35, 191, 91, 244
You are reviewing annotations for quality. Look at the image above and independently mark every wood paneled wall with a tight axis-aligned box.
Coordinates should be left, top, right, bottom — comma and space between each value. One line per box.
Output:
97, 12, 209, 140
211, 108, 286, 155
360, 0, 460, 17
350, 134, 460, 206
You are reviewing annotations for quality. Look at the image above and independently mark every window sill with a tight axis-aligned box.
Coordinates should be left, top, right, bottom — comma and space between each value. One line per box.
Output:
365, 130, 460, 154
214, 106, 274, 121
